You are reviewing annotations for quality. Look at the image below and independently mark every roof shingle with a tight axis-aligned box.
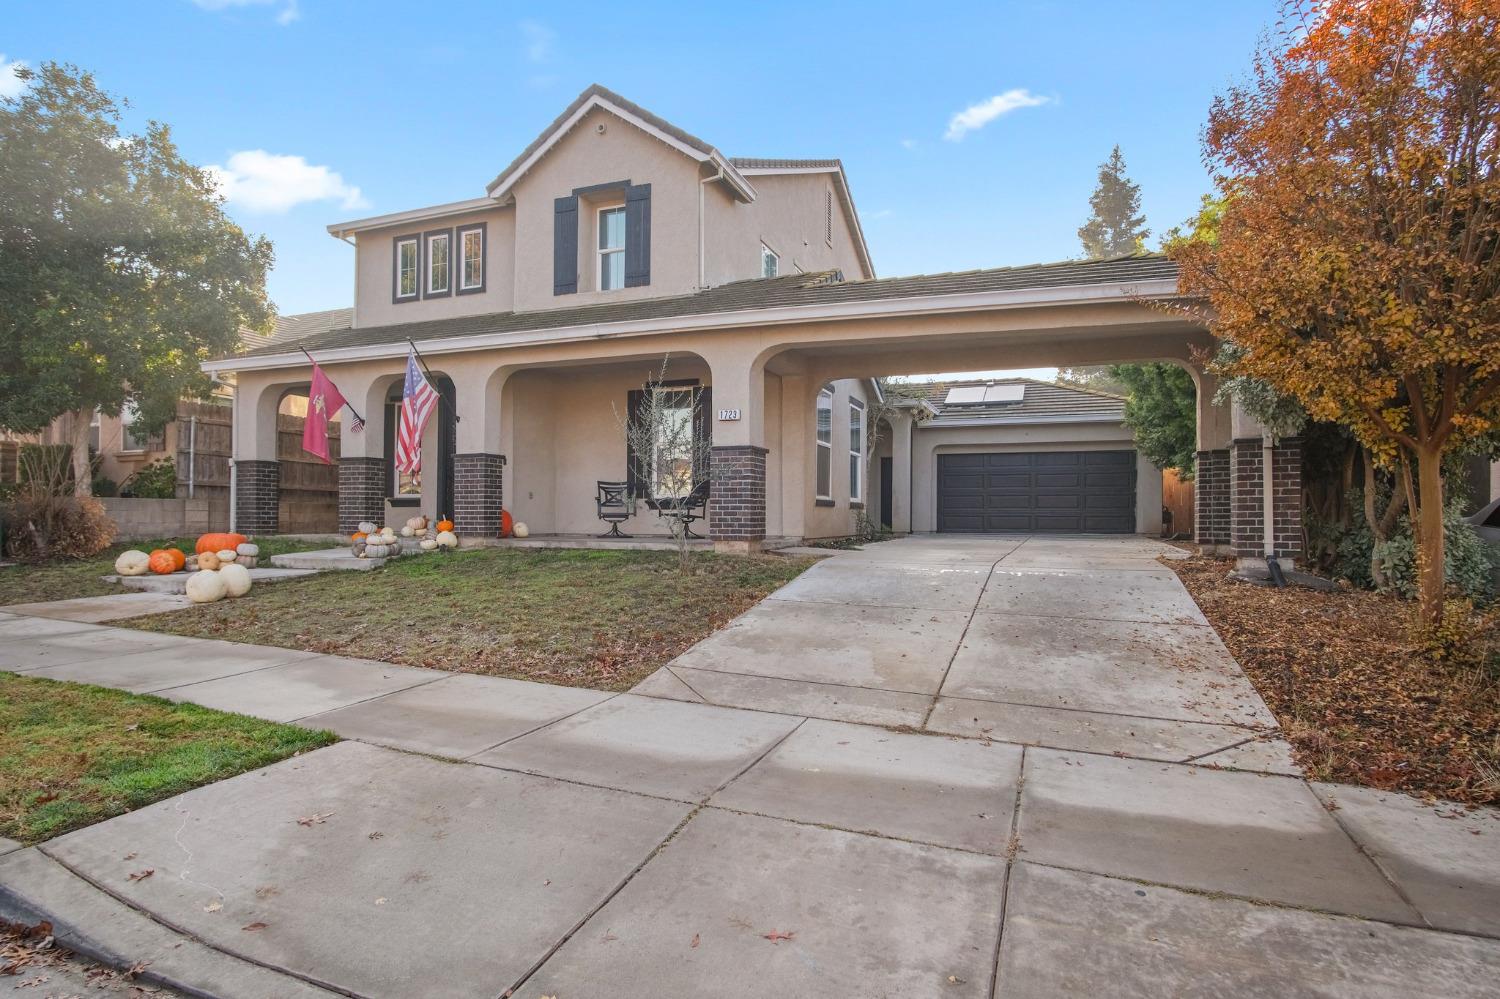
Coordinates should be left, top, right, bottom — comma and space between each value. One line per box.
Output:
913, 377, 1126, 424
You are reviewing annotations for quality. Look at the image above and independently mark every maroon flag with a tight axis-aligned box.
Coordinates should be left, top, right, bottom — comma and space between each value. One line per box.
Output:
302, 363, 350, 464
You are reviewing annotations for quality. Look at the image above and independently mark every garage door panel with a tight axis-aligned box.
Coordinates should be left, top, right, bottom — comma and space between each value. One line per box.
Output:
937, 450, 1136, 534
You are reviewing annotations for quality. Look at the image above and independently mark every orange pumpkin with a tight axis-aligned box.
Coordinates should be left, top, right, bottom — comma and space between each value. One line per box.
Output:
351, 531, 367, 541
196, 532, 248, 555
147, 550, 179, 575
167, 548, 186, 571
436, 515, 454, 533
500, 509, 514, 538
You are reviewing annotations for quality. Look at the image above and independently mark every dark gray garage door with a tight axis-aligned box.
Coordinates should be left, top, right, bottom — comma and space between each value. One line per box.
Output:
937, 450, 1136, 533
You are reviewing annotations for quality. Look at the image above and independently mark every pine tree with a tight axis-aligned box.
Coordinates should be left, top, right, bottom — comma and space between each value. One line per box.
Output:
1077, 146, 1149, 259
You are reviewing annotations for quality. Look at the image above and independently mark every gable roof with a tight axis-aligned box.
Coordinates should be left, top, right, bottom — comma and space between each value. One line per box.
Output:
731, 157, 874, 279
913, 377, 1126, 425
485, 83, 757, 203
213, 256, 1177, 370
237, 307, 354, 355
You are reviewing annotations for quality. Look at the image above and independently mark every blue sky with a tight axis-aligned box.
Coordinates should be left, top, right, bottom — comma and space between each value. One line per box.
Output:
5, 0, 1279, 325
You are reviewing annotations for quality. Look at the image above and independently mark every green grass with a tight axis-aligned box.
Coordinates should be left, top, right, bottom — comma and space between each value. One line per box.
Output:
0, 535, 331, 606
0, 672, 336, 844
129, 547, 811, 690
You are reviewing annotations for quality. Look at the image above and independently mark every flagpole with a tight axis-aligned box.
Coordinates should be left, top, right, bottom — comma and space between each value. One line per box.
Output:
407, 339, 459, 423
301, 348, 366, 426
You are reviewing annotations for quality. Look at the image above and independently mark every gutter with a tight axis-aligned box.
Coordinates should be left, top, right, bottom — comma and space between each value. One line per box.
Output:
203, 277, 1181, 374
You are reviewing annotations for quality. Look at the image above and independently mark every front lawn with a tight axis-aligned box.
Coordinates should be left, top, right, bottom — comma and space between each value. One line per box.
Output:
0, 673, 336, 844
127, 548, 811, 691
1168, 555, 1498, 805
0, 535, 331, 607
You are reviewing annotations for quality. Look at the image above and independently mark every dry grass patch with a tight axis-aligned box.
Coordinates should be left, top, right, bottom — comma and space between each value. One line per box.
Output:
127, 547, 811, 691
1167, 555, 1499, 804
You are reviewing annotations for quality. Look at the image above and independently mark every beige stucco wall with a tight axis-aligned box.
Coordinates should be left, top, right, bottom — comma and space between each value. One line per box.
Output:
793, 378, 872, 541
353, 205, 515, 329
704, 172, 868, 285
909, 421, 1164, 536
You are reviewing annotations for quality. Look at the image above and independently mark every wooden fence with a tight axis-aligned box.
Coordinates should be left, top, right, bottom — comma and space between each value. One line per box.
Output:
174, 400, 340, 534
1161, 467, 1195, 540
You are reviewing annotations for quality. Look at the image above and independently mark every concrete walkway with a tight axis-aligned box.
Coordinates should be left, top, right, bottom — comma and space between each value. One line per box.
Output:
0, 537, 1497, 998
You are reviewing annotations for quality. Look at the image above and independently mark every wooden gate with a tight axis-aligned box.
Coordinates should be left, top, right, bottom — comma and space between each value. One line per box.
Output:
1161, 467, 1195, 539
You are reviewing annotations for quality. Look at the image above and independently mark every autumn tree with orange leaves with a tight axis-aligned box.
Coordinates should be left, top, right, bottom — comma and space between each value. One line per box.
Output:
1172, 0, 1500, 626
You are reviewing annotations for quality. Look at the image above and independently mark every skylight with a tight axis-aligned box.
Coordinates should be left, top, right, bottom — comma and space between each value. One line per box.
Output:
943, 383, 1025, 405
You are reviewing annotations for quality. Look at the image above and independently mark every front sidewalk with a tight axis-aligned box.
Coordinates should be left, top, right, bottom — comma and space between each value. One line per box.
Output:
0, 541, 1497, 997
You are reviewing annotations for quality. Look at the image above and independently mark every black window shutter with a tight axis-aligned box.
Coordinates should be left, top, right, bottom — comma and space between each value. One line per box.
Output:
553, 196, 578, 295
624, 184, 651, 287
625, 388, 646, 497
695, 386, 712, 453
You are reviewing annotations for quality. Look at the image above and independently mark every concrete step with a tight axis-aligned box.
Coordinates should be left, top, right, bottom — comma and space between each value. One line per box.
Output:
270, 548, 386, 571
101, 566, 320, 594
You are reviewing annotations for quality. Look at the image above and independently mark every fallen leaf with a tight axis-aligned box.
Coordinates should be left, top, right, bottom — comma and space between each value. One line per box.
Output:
203, 901, 222, 913
127, 869, 154, 882
242, 922, 268, 932
367, 831, 384, 840
690, 933, 700, 948
763, 930, 796, 944
374, 897, 387, 905
948, 975, 967, 985
296, 812, 334, 827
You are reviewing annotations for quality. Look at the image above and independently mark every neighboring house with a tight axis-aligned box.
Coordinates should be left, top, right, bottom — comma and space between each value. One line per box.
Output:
203, 83, 1306, 564
874, 378, 1161, 535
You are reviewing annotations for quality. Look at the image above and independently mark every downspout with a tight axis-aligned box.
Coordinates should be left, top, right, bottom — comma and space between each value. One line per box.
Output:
188, 416, 196, 498
1263, 435, 1285, 585
698, 166, 724, 289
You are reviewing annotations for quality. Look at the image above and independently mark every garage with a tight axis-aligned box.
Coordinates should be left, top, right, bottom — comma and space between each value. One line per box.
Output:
936, 450, 1137, 533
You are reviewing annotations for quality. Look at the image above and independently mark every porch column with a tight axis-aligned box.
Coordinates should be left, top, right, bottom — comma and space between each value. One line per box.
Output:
338, 458, 385, 534
454, 454, 505, 536
705, 348, 768, 554
1228, 402, 1303, 566
232, 374, 283, 535
889, 410, 914, 534
332, 369, 388, 535
236, 460, 280, 534
451, 365, 508, 538
1192, 368, 1232, 553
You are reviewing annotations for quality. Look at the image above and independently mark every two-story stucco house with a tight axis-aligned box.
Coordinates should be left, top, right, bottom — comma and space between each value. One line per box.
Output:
206, 84, 1310, 564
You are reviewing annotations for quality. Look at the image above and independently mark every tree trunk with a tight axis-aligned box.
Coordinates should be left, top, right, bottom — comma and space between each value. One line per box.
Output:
1413, 444, 1445, 626
68, 408, 93, 498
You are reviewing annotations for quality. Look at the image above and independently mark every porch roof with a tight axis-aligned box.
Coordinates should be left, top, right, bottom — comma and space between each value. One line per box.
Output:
217, 254, 1179, 369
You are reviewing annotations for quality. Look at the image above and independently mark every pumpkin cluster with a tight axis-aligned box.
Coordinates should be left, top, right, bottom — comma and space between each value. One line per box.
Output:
113, 533, 260, 605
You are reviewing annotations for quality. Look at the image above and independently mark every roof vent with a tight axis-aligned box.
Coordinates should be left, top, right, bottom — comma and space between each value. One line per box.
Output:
943, 383, 1025, 406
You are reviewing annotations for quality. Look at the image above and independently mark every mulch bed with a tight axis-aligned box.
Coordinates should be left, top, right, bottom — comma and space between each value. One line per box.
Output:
1167, 555, 1499, 805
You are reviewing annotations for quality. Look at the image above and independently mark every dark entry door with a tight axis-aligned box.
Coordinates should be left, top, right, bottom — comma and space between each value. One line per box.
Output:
936, 450, 1136, 533
879, 457, 893, 530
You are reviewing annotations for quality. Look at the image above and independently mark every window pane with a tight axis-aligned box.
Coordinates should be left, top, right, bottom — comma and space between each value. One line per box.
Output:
816, 446, 831, 498
849, 405, 862, 453
816, 392, 832, 445
600, 207, 626, 250
600, 251, 624, 290
429, 235, 449, 292
399, 241, 418, 297
850, 453, 860, 498
462, 231, 482, 288
650, 389, 695, 499
762, 246, 778, 278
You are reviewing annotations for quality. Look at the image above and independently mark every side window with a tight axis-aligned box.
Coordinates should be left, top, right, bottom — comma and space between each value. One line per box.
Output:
815, 388, 833, 501
598, 206, 626, 291
457, 223, 486, 294
849, 400, 864, 502
394, 237, 419, 302
425, 230, 452, 297
761, 243, 779, 278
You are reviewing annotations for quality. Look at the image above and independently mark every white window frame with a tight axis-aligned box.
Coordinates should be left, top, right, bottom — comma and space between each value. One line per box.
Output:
395, 237, 419, 301
597, 204, 626, 291
815, 387, 834, 502
761, 242, 779, 278
459, 226, 484, 291
426, 231, 451, 295
848, 399, 865, 503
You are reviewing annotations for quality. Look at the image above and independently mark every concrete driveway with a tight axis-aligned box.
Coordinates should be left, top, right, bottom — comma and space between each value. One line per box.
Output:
638, 534, 1291, 769
2, 537, 1498, 998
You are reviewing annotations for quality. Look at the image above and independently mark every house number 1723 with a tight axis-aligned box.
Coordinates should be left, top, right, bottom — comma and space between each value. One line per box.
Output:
717, 408, 741, 421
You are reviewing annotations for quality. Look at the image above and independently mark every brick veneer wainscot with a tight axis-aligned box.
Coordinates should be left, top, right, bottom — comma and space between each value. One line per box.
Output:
453, 452, 506, 537
1194, 448, 1230, 547
709, 445, 768, 542
235, 459, 280, 535
338, 457, 386, 534
1229, 437, 1303, 559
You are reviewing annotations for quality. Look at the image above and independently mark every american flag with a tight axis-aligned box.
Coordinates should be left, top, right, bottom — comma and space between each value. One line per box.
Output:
394, 348, 438, 473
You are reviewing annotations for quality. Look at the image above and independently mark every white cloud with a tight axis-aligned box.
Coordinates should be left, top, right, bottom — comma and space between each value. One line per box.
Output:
190, 0, 299, 26
0, 55, 29, 99
207, 150, 367, 213
943, 89, 1051, 141
520, 20, 555, 63
867, 209, 894, 220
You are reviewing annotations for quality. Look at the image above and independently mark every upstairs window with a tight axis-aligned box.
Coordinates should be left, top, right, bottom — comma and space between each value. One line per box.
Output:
761, 243, 779, 278
458, 223, 486, 294
815, 388, 833, 500
394, 237, 419, 301
598, 206, 626, 291
849, 400, 865, 502
426, 230, 451, 296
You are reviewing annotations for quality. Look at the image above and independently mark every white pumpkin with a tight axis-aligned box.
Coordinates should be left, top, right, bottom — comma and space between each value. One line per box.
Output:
364, 541, 393, 558
401, 525, 414, 537
419, 537, 438, 551
185, 569, 227, 603
512, 522, 529, 539
197, 550, 221, 572
236, 542, 259, 557
218, 562, 252, 597
358, 521, 378, 535
114, 550, 151, 576
239, 556, 258, 569
216, 549, 237, 564
406, 515, 427, 532
435, 530, 458, 549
